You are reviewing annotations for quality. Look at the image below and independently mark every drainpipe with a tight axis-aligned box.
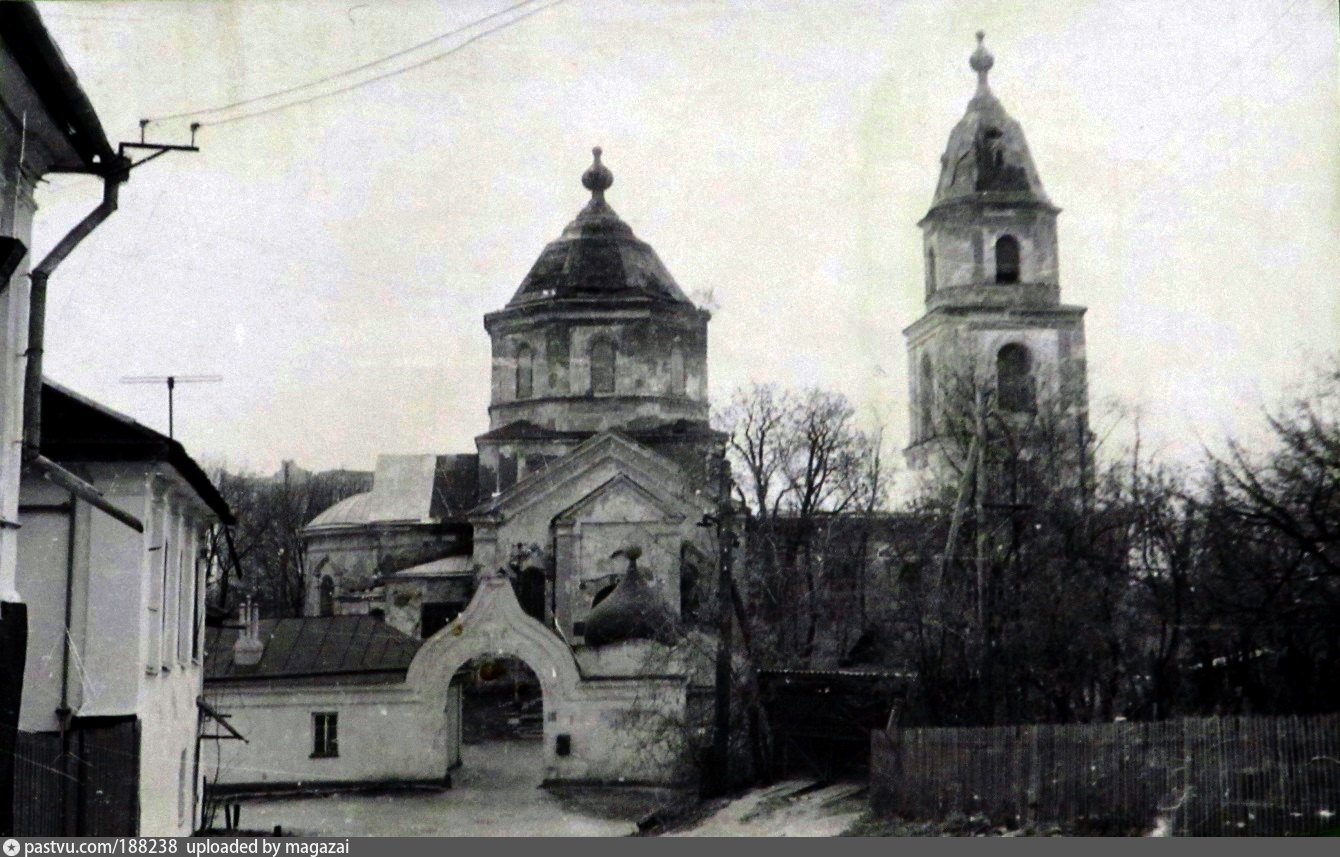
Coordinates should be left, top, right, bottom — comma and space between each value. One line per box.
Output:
21, 167, 143, 534
24, 174, 121, 456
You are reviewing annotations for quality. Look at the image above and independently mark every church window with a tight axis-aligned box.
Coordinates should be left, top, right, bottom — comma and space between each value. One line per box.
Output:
515, 343, 534, 399
919, 354, 935, 440
669, 343, 686, 395
995, 235, 1020, 284
420, 602, 464, 638
312, 712, 338, 758
926, 248, 937, 296
996, 343, 1035, 413
518, 567, 546, 622
319, 575, 334, 617
590, 338, 616, 394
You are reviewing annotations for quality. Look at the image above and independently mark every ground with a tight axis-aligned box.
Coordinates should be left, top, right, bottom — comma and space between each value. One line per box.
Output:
659, 780, 866, 837
231, 738, 679, 837
227, 737, 874, 837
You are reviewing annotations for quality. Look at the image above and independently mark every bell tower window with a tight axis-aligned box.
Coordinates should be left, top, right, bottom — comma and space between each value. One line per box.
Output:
926, 248, 937, 297
590, 338, 616, 394
515, 343, 534, 399
995, 235, 1020, 284
919, 354, 935, 440
996, 343, 1035, 413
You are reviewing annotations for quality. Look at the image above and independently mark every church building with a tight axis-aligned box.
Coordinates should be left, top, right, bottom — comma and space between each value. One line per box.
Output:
208, 149, 728, 791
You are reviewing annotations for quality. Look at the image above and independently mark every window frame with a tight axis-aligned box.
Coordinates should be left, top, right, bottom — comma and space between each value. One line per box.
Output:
312, 711, 339, 758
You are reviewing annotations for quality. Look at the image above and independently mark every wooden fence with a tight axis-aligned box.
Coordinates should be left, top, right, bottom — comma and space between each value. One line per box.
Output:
13, 721, 139, 836
871, 715, 1340, 836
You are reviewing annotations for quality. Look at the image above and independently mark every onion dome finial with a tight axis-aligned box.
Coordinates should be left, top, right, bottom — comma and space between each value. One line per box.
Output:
582, 146, 613, 202
970, 31, 994, 93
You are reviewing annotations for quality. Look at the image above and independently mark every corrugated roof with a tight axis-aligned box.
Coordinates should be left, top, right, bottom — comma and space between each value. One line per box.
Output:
204, 616, 421, 683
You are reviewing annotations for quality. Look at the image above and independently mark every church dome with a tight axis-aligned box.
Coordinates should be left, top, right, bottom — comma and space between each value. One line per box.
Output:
305, 491, 372, 529
507, 148, 692, 307
583, 546, 682, 647
930, 33, 1053, 213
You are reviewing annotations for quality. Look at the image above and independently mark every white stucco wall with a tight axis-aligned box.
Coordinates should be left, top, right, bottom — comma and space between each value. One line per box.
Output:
205, 681, 453, 789
17, 462, 215, 835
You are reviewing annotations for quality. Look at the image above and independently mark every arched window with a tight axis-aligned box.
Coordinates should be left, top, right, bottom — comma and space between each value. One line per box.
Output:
996, 343, 1035, 413
669, 344, 686, 396
515, 343, 534, 399
926, 248, 937, 297
995, 235, 1020, 284
590, 338, 616, 395
517, 567, 546, 622
919, 354, 935, 440
319, 575, 335, 617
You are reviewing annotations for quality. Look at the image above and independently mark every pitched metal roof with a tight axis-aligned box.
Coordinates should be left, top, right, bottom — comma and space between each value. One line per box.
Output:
40, 379, 234, 523
204, 616, 422, 683
506, 149, 692, 308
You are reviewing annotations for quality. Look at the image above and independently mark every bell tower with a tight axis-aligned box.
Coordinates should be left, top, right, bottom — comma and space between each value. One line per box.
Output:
904, 33, 1089, 481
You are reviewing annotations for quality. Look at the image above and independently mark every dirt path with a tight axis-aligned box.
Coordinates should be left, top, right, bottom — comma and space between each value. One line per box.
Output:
665, 780, 866, 837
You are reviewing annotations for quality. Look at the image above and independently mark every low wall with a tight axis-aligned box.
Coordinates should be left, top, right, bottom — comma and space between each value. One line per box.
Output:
871, 714, 1340, 836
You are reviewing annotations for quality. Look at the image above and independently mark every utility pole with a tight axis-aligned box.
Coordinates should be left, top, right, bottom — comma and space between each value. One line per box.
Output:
701, 451, 737, 795
120, 374, 221, 438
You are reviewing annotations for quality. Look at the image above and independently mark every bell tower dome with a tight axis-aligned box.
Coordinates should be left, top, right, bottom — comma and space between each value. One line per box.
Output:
904, 34, 1089, 477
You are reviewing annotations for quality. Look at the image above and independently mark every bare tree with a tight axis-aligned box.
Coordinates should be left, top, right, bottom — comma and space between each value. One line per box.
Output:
206, 464, 371, 617
717, 384, 889, 666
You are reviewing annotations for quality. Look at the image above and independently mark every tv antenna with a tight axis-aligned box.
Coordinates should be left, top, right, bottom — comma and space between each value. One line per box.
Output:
120, 374, 222, 439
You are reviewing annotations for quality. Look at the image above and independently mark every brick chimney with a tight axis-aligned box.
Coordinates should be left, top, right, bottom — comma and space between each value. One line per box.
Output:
232, 598, 264, 666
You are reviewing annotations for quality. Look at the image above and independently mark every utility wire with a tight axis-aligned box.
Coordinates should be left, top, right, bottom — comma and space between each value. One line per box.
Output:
162, 0, 564, 130
147, 0, 544, 123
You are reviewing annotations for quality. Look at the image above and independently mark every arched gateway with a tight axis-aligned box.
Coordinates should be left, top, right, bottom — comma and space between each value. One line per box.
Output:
406, 571, 696, 787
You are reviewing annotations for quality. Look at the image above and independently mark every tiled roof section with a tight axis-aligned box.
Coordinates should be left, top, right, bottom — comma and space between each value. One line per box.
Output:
507, 149, 691, 307
204, 616, 421, 682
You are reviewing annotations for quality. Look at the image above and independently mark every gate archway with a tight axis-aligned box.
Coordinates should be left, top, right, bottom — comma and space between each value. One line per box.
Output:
406, 572, 584, 780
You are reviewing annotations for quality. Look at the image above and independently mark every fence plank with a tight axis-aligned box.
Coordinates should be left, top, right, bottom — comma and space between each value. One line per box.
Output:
868, 714, 1340, 835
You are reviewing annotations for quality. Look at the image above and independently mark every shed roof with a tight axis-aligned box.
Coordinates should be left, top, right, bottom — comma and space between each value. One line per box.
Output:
204, 615, 422, 683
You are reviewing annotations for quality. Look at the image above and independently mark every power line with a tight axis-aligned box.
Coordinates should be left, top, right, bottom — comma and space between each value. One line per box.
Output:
146, 0, 544, 123
158, 0, 565, 131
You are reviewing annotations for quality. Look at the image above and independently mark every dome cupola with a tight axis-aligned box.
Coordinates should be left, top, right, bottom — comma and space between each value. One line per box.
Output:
583, 546, 682, 647
507, 147, 691, 307
929, 32, 1053, 214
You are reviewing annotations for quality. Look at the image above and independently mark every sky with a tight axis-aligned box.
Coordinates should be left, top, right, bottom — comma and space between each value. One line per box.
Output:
31, 0, 1340, 487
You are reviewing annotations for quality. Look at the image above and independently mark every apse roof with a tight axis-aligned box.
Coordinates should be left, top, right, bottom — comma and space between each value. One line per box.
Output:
506, 148, 692, 307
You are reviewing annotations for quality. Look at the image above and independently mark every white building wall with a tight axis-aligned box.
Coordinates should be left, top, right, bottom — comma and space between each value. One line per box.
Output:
16, 462, 216, 835
205, 683, 451, 788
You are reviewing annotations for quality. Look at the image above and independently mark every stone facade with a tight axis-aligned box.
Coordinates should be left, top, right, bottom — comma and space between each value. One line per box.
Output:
904, 34, 1089, 481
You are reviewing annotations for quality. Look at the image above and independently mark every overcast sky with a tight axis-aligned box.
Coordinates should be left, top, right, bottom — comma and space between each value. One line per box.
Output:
32, 0, 1340, 487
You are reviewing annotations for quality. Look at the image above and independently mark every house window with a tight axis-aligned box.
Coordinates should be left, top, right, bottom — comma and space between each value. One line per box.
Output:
995, 235, 1020, 284
312, 712, 339, 758
996, 343, 1035, 413
590, 338, 615, 394
178, 749, 188, 823
515, 343, 534, 399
